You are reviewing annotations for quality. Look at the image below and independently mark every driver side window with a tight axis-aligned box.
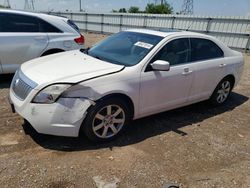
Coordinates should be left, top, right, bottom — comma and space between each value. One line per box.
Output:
152, 38, 190, 66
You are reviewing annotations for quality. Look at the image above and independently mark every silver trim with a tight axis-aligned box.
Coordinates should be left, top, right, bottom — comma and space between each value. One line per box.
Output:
11, 69, 37, 101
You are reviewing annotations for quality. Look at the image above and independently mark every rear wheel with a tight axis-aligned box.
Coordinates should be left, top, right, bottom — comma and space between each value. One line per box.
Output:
210, 78, 233, 105
82, 98, 130, 142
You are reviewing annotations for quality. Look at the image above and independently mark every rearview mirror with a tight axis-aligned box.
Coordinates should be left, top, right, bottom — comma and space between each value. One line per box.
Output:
151, 60, 170, 71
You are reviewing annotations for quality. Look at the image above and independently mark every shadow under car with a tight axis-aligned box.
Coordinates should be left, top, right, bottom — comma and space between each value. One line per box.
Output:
21, 91, 248, 151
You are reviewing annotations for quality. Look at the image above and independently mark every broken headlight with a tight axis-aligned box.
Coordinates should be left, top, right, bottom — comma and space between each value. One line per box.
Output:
32, 84, 72, 104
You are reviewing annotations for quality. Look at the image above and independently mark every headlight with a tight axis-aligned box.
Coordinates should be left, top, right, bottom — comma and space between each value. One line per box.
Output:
33, 84, 72, 104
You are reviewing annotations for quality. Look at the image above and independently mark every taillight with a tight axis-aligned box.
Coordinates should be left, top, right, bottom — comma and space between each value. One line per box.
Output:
74, 34, 84, 45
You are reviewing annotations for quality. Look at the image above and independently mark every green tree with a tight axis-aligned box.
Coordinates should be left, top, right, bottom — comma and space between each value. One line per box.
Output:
0, 4, 11, 9
119, 8, 127, 13
128, 6, 140, 13
145, 2, 173, 14
112, 8, 127, 13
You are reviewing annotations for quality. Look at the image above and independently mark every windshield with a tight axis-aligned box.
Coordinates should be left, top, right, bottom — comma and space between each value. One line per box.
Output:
87, 31, 163, 66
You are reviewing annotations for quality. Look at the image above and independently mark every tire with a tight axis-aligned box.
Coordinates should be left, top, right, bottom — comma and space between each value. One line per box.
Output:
209, 78, 233, 106
82, 98, 131, 142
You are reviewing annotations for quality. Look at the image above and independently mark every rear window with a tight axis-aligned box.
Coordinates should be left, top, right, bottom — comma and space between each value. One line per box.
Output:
39, 19, 62, 33
190, 38, 224, 62
67, 20, 80, 33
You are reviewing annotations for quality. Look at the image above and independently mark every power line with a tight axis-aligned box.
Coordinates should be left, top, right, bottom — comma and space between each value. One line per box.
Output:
181, 0, 194, 15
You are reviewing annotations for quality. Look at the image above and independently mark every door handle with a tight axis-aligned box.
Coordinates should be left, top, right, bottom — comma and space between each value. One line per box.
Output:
34, 37, 47, 42
219, 63, 226, 68
182, 68, 193, 75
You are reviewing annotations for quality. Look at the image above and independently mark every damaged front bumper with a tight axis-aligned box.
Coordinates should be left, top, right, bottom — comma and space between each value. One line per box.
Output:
9, 90, 93, 137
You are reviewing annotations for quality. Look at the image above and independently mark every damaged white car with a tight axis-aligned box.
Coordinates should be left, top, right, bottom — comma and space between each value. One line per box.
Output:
9, 29, 244, 142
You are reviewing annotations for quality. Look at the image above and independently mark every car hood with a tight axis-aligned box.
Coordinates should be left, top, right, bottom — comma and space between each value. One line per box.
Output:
21, 50, 124, 86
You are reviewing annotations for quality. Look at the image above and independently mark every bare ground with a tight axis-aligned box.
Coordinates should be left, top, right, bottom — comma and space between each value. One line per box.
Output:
0, 33, 249, 188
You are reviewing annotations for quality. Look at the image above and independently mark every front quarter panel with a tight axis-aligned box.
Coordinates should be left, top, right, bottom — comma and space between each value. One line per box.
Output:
63, 68, 140, 119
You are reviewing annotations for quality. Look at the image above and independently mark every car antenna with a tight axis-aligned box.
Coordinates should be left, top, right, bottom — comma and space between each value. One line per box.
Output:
185, 22, 193, 31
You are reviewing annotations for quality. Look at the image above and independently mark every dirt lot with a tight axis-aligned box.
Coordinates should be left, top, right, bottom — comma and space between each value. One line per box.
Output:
0, 33, 250, 188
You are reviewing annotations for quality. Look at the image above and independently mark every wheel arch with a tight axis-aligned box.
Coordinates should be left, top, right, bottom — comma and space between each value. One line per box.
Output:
223, 74, 235, 89
94, 93, 135, 119
41, 48, 65, 56
210, 74, 236, 99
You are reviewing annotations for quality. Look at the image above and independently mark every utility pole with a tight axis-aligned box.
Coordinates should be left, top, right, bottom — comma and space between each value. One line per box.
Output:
4, 0, 11, 8
24, 0, 35, 11
181, 0, 194, 15
79, 0, 83, 11
154, 0, 165, 5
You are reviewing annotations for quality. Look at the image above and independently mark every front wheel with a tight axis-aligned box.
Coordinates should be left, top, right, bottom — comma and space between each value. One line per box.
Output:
210, 78, 233, 105
82, 98, 130, 142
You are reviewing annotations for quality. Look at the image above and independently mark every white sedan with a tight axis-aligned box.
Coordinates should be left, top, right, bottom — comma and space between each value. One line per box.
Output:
9, 29, 244, 142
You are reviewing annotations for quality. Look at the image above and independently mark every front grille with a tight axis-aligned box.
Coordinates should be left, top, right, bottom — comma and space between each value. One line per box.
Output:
11, 70, 36, 100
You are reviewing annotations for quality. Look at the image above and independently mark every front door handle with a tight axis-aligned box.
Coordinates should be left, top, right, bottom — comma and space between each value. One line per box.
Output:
182, 67, 193, 75
219, 63, 226, 68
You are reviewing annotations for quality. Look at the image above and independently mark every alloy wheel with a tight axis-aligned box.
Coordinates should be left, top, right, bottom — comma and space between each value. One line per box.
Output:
92, 104, 125, 139
216, 80, 231, 103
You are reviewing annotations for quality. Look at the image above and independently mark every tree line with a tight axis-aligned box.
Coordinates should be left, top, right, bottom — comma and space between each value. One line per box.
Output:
0, 4, 11, 9
112, 2, 173, 14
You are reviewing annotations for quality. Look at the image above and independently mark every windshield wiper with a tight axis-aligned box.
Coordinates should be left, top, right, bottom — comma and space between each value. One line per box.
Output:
80, 47, 90, 54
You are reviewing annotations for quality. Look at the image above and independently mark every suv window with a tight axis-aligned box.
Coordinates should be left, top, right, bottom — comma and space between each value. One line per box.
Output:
39, 19, 62, 33
152, 38, 190, 66
0, 13, 61, 33
190, 38, 224, 61
67, 20, 80, 33
0, 13, 39, 32
0, 14, 3, 32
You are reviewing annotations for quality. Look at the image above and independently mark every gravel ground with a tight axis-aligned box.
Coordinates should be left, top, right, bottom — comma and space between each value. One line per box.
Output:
0, 33, 249, 188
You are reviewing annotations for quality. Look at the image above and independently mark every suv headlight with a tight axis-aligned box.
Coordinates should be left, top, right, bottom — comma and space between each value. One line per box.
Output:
33, 84, 72, 104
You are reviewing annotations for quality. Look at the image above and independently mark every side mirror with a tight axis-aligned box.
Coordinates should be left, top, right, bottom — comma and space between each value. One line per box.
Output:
151, 60, 170, 71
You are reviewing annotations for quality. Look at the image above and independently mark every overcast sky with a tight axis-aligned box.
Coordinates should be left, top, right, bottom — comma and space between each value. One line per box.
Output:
1, 0, 250, 16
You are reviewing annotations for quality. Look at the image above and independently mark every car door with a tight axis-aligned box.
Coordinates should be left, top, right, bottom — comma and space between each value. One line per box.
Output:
0, 13, 48, 73
139, 38, 195, 116
187, 38, 225, 102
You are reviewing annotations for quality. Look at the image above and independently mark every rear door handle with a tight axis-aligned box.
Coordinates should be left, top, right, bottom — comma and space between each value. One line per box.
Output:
182, 67, 193, 75
34, 36, 47, 42
219, 63, 226, 68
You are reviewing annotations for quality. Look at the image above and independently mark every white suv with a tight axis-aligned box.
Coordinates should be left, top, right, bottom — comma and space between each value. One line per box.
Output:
0, 9, 84, 74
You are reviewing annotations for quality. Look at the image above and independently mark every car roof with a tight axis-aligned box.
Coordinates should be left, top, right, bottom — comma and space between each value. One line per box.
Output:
126, 28, 233, 56
0, 9, 67, 21
126, 28, 209, 38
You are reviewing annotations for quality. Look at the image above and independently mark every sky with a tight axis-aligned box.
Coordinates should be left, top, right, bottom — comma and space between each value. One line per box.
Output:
1, 0, 250, 17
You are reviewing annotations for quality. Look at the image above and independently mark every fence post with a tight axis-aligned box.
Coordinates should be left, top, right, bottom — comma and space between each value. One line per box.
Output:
171, 16, 176, 29
206, 17, 212, 33
119, 14, 123, 31
101, 14, 104, 34
85, 13, 88, 32
245, 33, 250, 53
143, 15, 148, 28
